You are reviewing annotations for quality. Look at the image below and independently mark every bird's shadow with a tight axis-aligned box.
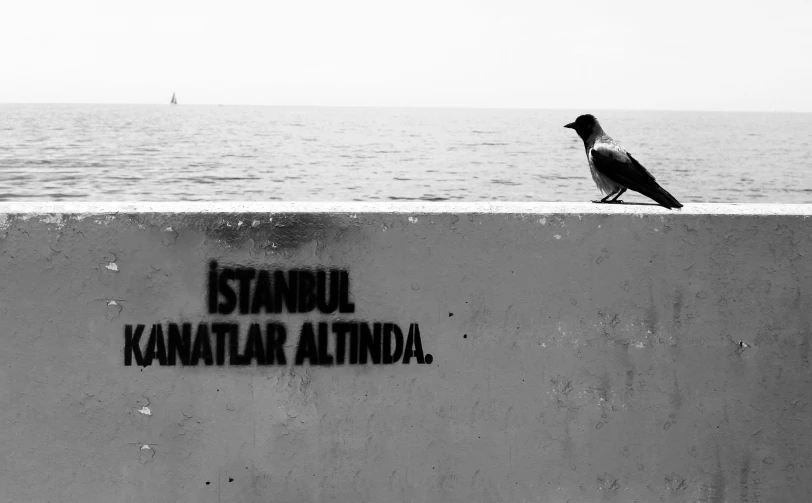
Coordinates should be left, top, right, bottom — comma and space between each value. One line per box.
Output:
593, 201, 663, 207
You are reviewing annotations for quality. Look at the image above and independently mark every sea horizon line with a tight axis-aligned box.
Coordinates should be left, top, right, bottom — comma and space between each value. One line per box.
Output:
0, 102, 809, 115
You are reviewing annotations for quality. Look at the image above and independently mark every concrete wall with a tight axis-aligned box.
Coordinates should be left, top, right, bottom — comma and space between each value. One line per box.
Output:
1, 202, 811, 503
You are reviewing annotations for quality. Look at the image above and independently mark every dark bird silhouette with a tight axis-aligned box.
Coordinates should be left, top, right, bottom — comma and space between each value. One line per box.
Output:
564, 114, 682, 209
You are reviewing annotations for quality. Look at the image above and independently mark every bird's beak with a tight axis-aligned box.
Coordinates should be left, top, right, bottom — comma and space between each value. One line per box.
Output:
563, 122, 576, 129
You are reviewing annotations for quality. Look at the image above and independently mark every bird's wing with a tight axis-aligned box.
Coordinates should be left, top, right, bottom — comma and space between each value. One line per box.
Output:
590, 141, 657, 188
590, 140, 682, 209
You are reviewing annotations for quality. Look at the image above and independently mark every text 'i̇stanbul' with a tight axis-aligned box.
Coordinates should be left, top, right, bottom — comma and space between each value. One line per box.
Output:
123, 261, 432, 367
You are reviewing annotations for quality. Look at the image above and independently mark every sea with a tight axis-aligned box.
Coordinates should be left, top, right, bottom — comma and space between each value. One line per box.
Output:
1, 104, 811, 203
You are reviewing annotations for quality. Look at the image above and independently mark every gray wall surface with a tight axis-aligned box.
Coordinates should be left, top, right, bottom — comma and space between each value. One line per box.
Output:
1, 203, 810, 503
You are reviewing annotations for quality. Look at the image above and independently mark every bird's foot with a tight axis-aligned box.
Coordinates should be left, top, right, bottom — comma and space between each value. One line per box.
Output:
592, 200, 606, 204
607, 199, 624, 204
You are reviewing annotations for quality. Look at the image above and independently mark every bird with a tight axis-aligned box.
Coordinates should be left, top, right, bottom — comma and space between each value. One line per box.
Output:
564, 114, 682, 209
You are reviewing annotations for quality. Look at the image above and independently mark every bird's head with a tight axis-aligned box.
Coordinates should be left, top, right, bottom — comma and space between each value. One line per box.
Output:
564, 114, 600, 141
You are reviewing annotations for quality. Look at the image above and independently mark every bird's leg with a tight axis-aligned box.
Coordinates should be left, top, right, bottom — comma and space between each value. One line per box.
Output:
593, 189, 620, 204
607, 188, 627, 203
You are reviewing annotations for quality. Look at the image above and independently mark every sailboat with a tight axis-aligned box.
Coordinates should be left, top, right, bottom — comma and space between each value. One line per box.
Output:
170, 92, 177, 105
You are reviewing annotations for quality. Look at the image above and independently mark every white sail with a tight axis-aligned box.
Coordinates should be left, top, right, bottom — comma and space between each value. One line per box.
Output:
170, 93, 177, 105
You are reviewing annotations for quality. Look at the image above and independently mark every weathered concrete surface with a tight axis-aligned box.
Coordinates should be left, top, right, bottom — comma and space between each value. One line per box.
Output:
1, 202, 811, 503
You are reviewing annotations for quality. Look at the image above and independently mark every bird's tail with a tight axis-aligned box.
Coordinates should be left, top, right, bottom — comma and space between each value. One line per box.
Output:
639, 183, 683, 209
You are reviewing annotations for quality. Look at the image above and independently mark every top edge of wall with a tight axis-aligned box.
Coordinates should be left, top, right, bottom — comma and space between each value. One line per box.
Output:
1, 202, 811, 216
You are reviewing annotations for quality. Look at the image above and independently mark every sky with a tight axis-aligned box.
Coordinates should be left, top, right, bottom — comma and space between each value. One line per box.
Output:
1, 0, 811, 112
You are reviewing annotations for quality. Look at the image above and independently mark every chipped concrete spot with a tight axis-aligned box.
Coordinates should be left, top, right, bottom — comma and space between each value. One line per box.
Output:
140, 444, 151, 450
597, 473, 619, 492
408, 216, 418, 223
106, 300, 123, 320
105, 262, 118, 271
138, 406, 152, 416
251, 220, 260, 227
538, 218, 547, 225
554, 235, 562, 240
634, 342, 645, 348
40, 214, 65, 227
